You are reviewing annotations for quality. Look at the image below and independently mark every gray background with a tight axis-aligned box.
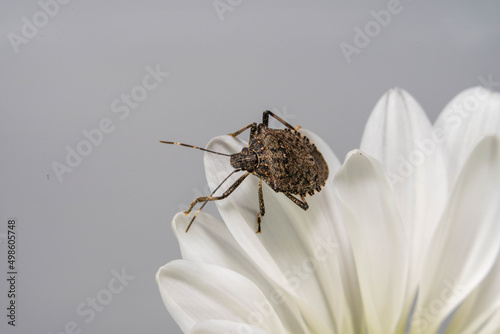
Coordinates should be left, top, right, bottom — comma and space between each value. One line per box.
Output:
1, 1, 499, 333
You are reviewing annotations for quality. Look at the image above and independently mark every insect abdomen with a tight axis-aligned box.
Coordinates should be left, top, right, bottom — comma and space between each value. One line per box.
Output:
251, 128, 328, 195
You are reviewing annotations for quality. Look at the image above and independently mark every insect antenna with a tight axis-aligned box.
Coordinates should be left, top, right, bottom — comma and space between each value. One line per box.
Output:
185, 169, 243, 232
159, 141, 231, 157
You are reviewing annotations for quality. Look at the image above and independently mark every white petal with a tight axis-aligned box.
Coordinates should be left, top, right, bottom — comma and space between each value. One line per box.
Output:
203, 135, 284, 282
173, 211, 261, 276
333, 150, 409, 334
445, 249, 500, 334
361, 88, 432, 168
172, 212, 310, 333
190, 319, 270, 334
201, 129, 348, 333
434, 87, 500, 186
156, 260, 287, 333
298, 130, 365, 334
477, 308, 500, 334
414, 135, 500, 334
360, 88, 448, 309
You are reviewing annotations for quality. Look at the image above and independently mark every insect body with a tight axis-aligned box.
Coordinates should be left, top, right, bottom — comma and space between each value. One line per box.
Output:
161, 110, 329, 233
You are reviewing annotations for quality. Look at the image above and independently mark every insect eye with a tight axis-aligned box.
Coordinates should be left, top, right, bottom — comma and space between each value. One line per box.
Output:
247, 166, 254, 173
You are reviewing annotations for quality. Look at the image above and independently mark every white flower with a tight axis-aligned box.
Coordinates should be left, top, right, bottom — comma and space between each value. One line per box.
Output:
157, 87, 500, 334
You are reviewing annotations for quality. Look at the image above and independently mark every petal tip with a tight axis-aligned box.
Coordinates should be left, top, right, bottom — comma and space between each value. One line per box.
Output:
343, 149, 365, 162
336, 149, 372, 180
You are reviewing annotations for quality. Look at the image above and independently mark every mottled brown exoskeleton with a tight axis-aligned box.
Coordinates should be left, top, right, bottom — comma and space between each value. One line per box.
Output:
161, 110, 329, 233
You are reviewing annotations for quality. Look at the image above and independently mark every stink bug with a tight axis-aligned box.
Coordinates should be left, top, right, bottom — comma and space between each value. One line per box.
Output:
161, 110, 329, 233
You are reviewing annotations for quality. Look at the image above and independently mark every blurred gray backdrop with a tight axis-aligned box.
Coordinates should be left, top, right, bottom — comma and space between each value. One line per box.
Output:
1, 0, 499, 333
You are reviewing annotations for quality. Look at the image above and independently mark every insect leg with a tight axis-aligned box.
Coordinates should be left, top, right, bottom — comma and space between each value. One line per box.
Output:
262, 110, 297, 130
184, 169, 241, 231
184, 172, 251, 230
228, 122, 257, 140
256, 179, 265, 233
284, 193, 309, 210
185, 171, 250, 213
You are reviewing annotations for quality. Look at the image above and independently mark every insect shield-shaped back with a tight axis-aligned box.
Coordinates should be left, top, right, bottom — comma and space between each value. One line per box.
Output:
249, 126, 329, 197
160, 110, 329, 233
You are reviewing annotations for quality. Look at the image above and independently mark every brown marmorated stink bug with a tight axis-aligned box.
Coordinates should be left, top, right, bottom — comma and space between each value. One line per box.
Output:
161, 110, 329, 233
